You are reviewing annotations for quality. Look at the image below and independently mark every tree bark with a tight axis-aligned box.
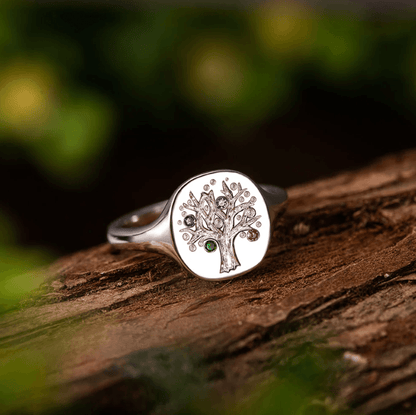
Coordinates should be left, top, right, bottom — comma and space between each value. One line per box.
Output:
2, 149, 416, 414
218, 236, 240, 273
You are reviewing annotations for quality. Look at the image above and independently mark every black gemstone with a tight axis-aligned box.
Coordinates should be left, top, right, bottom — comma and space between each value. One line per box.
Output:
184, 215, 196, 227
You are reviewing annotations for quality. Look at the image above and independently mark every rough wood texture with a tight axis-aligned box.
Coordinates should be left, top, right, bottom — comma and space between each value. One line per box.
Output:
3, 149, 416, 414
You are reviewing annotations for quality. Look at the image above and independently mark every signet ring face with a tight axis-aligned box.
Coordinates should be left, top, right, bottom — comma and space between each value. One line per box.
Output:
172, 171, 270, 280
107, 170, 287, 281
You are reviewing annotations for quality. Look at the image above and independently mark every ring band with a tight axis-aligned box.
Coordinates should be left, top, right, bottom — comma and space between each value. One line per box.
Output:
107, 170, 287, 280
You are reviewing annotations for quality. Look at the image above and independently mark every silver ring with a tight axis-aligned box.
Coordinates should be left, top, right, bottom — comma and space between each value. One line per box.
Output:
107, 170, 287, 281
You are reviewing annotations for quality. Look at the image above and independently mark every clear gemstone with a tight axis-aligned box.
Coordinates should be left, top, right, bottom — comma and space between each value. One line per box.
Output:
216, 196, 228, 209
214, 218, 223, 228
247, 208, 256, 218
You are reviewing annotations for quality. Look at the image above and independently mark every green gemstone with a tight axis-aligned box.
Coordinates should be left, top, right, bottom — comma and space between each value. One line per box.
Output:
205, 240, 217, 252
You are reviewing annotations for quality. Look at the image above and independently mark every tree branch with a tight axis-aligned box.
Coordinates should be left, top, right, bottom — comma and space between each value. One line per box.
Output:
182, 203, 197, 212
179, 226, 217, 244
200, 193, 224, 235
231, 214, 261, 237
230, 183, 247, 208
189, 191, 200, 208
221, 181, 233, 199
231, 201, 254, 220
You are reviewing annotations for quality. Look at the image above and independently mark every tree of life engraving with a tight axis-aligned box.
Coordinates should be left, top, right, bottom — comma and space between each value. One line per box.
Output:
179, 180, 262, 273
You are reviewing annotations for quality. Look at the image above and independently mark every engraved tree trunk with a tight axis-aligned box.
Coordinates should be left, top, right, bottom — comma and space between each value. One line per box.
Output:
218, 235, 240, 273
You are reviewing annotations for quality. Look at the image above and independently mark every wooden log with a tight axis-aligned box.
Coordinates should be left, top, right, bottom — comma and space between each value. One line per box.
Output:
2, 149, 416, 414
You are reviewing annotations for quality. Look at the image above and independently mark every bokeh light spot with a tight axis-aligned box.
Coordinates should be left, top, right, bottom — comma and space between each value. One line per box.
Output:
254, 2, 317, 59
0, 60, 55, 136
183, 38, 246, 112
30, 91, 115, 187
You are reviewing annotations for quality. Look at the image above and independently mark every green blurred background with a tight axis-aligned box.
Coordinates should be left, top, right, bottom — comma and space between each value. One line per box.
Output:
1, 1, 416, 413
1, 0, 416, 304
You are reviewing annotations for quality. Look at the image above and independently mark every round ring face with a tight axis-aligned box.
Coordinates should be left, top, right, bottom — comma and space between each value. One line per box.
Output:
171, 171, 271, 280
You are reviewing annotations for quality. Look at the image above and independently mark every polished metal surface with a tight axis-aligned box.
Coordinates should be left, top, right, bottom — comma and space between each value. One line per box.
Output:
107, 170, 287, 280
